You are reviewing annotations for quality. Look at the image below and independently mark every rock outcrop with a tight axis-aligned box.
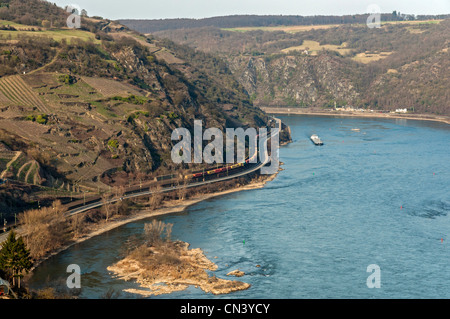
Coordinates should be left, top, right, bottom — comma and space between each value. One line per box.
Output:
107, 241, 250, 296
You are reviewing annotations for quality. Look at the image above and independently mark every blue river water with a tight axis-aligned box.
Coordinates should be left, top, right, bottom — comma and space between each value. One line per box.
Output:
28, 115, 450, 299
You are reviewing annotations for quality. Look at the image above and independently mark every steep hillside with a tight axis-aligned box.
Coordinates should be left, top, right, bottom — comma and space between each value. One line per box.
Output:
227, 53, 364, 107
150, 19, 450, 115
0, 0, 287, 216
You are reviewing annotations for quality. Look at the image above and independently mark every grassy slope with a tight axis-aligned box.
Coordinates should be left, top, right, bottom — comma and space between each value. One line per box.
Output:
223, 19, 444, 33
281, 40, 353, 56
0, 26, 100, 43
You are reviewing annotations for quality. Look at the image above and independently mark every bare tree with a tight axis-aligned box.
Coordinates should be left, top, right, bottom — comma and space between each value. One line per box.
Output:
19, 200, 70, 260
144, 220, 173, 246
101, 186, 126, 222
148, 184, 163, 209
70, 213, 84, 239
101, 192, 112, 223
177, 172, 191, 200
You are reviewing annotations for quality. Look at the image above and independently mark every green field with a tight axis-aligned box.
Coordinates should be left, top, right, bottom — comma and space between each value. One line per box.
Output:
282, 40, 353, 56
0, 20, 100, 43
352, 51, 394, 64
223, 24, 340, 33
0, 19, 30, 29
223, 19, 443, 33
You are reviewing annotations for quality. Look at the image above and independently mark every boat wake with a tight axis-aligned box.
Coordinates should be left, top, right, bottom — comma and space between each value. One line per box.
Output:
408, 199, 450, 219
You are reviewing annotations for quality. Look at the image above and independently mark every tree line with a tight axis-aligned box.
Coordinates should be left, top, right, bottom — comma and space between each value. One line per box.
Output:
120, 13, 450, 33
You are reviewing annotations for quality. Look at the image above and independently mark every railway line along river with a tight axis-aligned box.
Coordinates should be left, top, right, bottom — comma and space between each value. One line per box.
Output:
28, 115, 450, 299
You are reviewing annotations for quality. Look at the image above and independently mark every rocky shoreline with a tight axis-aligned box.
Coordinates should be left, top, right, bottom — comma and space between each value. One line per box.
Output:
107, 241, 251, 297
28, 173, 280, 273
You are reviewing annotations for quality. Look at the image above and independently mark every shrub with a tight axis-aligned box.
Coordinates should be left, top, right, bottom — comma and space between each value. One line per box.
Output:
35, 114, 48, 124
107, 139, 119, 149
41, 20, 51, 29
112, 95, 147, 105
144, 220, 173, 246
58, 74, 76, 85
167, 112, 178, 120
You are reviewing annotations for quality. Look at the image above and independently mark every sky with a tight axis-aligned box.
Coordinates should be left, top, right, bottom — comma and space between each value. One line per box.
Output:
53, 0, 450, 20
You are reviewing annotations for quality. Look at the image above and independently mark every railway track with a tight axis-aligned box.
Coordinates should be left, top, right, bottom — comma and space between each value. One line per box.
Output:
0, 118, 281, 243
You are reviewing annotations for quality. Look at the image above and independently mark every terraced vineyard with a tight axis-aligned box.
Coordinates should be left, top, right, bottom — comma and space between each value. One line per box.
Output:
0, 151, 19, 176
0, 151, 44, 185
81, 76, 143, 97
17, 160, 42, 185
0, 89, 11, 105
0, 151, 23, 178
0, 75, 50, 113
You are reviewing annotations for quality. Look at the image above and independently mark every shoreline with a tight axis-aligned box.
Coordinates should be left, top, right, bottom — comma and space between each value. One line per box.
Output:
261, 107, 450, 125
29, 173, 279, 273
107, 240, 251, 297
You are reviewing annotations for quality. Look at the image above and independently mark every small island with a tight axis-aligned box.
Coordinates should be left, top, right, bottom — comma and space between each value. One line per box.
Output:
107, 220, 250, 297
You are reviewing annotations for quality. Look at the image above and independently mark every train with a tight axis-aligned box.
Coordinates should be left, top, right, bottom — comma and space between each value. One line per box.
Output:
154, 152, 259, 182
67, 152, 259, 213
186, 152, 258, 180
65, 128, 276, 212
156, 131, 267, 182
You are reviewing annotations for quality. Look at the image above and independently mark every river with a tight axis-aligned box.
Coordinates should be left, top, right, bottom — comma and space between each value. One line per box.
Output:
28, 115, 450, 299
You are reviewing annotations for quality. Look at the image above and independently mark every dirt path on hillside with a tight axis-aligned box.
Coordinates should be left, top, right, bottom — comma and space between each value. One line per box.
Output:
0, 151, 21, 179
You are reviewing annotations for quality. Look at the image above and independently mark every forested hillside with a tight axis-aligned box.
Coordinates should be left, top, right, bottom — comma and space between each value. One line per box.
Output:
148, 19, 450, 114
120, 12, 450, 33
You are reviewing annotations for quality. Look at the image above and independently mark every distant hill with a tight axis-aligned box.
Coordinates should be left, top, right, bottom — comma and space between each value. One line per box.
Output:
119, 13, 450, 33
148, 18, 450, 115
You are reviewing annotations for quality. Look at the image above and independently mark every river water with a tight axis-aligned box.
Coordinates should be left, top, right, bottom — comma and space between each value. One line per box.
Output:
28, 115, 450, 299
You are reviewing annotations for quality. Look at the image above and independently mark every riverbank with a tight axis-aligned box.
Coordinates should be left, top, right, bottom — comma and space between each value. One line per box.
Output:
261, 107, 450, 125
28, 173, 279, 273
26, 115, 450, 299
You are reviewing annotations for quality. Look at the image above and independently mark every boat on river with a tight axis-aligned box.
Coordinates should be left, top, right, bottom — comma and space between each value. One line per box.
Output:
310, 134, 323, 145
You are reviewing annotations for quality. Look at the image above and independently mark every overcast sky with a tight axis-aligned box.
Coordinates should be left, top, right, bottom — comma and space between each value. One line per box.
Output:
54, 0, 450, 20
